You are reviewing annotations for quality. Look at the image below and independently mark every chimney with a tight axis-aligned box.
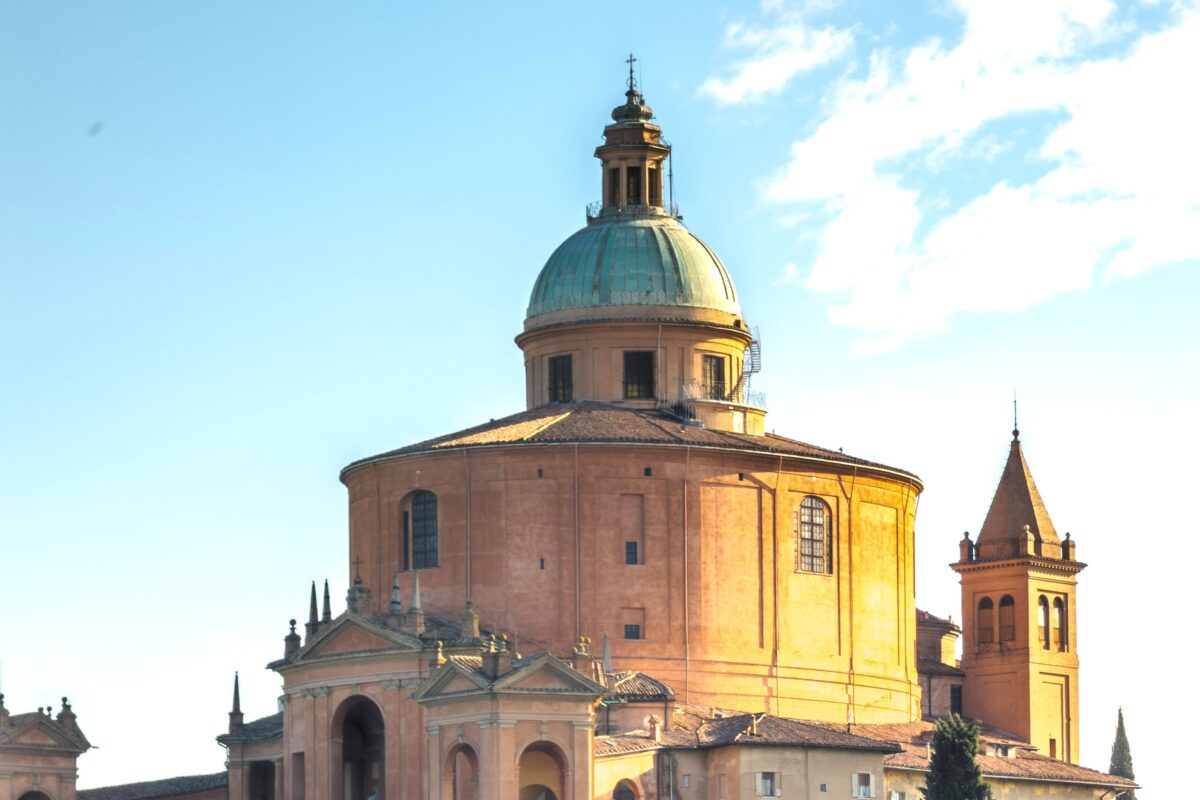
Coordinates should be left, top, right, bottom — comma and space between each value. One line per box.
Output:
228, 673, 244, 733
648, 714, 662, 743
284, 619, 301, 658
461, 599, 481, 639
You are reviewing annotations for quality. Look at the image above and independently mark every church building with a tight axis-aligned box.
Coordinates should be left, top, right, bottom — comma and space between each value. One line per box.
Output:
2, 68, 1136, 800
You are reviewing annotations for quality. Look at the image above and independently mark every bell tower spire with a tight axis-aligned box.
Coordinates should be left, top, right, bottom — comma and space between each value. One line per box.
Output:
593, 55, 671, 217
953, 424, 1085, 763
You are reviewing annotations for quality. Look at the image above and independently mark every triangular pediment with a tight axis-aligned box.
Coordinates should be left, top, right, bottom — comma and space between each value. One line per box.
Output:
0, 715, 89, 753
494, 654, 606, 695
412, 659, 491, 702
296, 614, 423, 662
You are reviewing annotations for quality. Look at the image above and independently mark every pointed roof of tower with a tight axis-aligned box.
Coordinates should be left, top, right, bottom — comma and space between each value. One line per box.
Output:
977, 429, 1060, 548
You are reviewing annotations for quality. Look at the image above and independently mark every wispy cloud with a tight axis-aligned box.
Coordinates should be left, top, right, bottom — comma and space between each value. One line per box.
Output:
698, 15, 853, 104
705, 0, 1200, 352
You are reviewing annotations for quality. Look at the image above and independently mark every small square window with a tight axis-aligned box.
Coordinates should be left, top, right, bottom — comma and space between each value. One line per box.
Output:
682, 775, 690, 789
623, 624, 641, 640
625, 541, 639, 565
819, 785, 827, 794
643, 466, 652, 476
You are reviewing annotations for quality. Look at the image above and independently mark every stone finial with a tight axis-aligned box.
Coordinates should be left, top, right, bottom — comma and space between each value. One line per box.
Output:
408, 571, 425, 636
959, 532, 974, 563
602, 631, 613, 674
573, 635, 590, 656
389, 574, 404, 616
57, 697, 78, 730
430, 640, 446, 669
305, 581, 320, 643
228, 672, 244, 733
285, 619, 302, 658
572, 636, 593, 674
322, 580, 332, 624
0, 693, 8, 726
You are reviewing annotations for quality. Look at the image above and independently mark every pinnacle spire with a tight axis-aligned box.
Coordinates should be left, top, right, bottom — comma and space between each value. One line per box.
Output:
232, 671, 241, 714
390, 574, 403, 615
410, 569, 422, 612
308, 581, 319, 624
322, 580, 332, 623
976, 428, 1060, 553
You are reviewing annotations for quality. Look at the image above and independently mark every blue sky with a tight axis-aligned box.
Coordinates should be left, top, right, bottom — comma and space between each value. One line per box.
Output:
2, 1, 1196, 795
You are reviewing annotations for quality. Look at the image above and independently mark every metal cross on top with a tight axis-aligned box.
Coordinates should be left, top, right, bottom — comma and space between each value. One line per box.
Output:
626, 52, 638, 92
351, 555, 364, 578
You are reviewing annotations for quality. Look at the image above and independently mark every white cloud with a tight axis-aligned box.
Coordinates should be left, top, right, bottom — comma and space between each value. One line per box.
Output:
699, 17, 853, 104
710, 0, 1200, 350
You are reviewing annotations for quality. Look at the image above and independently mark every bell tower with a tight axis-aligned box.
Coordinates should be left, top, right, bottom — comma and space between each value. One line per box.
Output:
952, 425, 1085, 763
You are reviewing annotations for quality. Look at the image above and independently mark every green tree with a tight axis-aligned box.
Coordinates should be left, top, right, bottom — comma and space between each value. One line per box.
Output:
921, 713, 992, 800
1108, 707, 1136, 800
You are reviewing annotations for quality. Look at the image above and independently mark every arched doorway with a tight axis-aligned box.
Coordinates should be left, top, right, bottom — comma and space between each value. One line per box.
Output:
334, 697, 385, 800
517, 742, 566, 800
19, 792, 52, 800
613, 780, 638, 800
441, 743, 479, 800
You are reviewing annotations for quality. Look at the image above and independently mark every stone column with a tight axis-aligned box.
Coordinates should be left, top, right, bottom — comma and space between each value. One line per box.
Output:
380, 681, 403, 800
273, 759, 284, 800
424, 725, 440, 800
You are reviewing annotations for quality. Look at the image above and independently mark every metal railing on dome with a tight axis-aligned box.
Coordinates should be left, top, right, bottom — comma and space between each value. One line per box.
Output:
678, 380, 767, 410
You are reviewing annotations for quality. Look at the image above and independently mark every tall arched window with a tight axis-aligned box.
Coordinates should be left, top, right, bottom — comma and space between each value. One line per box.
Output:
1053, 597, 1066, 651
794, 496, 833, 575
999, 595, 1016, 641
613, 781, 637, 800
1039, 596, 1050, 649
977, 598, 994, 645
401, 491, 439, 570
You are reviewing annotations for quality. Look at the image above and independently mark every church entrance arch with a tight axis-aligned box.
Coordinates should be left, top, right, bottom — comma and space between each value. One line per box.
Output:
18, 791, 52, 800
441, 743, 479, 800
330, 696, 385, 800
517, 741, 567, 800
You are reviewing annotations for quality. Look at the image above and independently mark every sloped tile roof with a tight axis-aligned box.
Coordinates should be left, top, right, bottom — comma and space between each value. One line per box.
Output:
835, 718, 1136, 788
79, 773, 227, 800
605, 671, 675, 701
218, 712, 282, 744
343, 402, 919, 484
977, 433, 1060, 547
916, 609, 959, 631
660, 706, 900, 753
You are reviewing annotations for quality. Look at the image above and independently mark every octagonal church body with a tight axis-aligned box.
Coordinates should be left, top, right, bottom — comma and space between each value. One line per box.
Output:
8, 75, 1136, 800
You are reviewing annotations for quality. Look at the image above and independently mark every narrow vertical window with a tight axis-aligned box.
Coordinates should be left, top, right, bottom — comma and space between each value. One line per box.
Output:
950, 685, 963, 715
623, 351, 655, 398
701, 354, 726, 400
648, 164, 661, 206
978, 598, 994, 645
411, 490, 438, 569
1039, 596, 1050, 649
549, 354, 572, 403
624, 541, 639, 565
999, 595, 1016, 641
794, 496, 832, 574
1053, 597, 1066, 651
608, 167, 620, 205
626, 166, 641, 206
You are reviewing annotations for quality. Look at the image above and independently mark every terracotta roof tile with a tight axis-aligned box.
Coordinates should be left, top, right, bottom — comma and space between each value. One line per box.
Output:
79, 773, 227, 800
343, 402, 919, 484
977, 434, 1060, 548
605, 671, 675, 701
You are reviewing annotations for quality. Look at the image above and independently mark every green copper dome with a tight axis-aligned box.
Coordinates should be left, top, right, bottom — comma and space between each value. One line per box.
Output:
526, 215, 741, 322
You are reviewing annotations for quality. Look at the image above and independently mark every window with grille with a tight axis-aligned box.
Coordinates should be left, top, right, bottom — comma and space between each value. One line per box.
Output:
648, 165, 661, 206
794, 495, 832, 574
608, 168, 620, 205
999, 595, 1016, 641
623, 624, 641, 640
549, 354, 572, 403
411, 490, 438, 569
623, 351, 655, 399
702, 354, 726, 400
625, 541, 639, 565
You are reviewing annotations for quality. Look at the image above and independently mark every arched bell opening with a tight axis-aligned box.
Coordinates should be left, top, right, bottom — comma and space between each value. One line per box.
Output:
330, 696, 385, 800
517, 741, 568, 800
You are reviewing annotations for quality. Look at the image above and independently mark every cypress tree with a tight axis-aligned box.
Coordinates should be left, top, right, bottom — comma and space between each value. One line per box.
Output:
921, 713, 992, 800
1108, 708, 1136, 800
